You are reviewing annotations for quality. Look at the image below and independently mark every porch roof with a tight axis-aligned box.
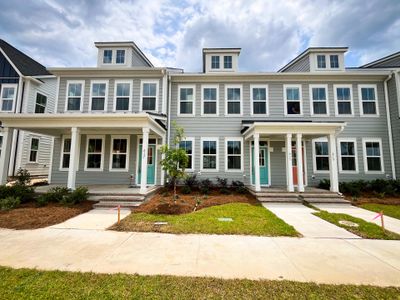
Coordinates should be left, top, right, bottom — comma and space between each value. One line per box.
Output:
242, 120, 346, 140
0, 113, 166, 137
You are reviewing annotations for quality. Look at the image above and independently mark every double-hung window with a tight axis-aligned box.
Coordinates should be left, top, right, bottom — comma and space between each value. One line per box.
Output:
179, 138, 194, 171
29, 138, 39, 163
60, 136, 71, 170
211, 56, 220, 69
90, 81, 107, 111
251, 85, 268, 115
201, 85, 218, 115
116, 50, 125, 64
35, 93, 47, 113
114, 81, 131, 111
225, 138, 242, 171
178, 85, 195, 115
284, 85, 302, 115
103, 50, 112, 64
338, 139, 358, 173
110, 136, 129, 171
141, 81, 158, 111
317, 55, 326, 69
226, 85, 241, 115
363, 138, 384, 173
313, 139, 329, 173
0, 84, 17, 112
330, 55, 339, 68
66, 81, 84, 111
85, 136, 104, 171
359, 85, 378, 116
224, 56, 232, 69
334, 85, 353, 116
201, 138, 218, 171
310, 84, 328, 115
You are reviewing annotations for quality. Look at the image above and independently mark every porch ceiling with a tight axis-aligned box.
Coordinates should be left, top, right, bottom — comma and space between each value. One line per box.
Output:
0, 113, 166, 137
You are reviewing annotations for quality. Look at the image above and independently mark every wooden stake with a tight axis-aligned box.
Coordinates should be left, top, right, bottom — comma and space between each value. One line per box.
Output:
380, 211, 385, 232
118, 205, 121, 225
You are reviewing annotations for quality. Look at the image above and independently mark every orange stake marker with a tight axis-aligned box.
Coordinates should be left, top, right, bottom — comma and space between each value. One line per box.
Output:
380, 211, 385, 232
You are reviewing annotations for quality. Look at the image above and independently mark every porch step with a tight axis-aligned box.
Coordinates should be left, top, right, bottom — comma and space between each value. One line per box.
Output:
300, 193, 344, 199
302, 197, 350, 204
258, 197, 301, 203
255, 192, 302, 198
89, 195, 145, 202
93, 201, 142, 209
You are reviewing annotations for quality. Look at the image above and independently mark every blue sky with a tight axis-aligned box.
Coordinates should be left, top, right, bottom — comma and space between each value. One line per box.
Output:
0, 0, 399, 72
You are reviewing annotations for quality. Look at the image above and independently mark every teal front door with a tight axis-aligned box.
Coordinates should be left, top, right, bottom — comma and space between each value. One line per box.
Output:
252, 145, 269, 185
137, 144, 156, 185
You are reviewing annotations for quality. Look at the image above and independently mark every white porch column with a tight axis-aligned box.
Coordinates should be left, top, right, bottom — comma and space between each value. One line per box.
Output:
160, 134, 166, 186
254, 133, 261, 192
328, 133, 339, 193
0, 128, 13, 185
140, 127, 150, 194
285, 133, 294, 192
67, 127, 80, 190
296, 133, 304, 192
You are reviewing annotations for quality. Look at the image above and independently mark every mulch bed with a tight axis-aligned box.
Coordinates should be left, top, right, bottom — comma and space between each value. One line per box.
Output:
0, 201, 94, 230
345, 195, 400, 205
135, 187, 259, 215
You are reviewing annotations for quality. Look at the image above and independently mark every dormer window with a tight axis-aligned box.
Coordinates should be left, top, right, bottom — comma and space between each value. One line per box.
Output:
116, 50, 125, 64
224, 56, 232, 69
330, 55, 339, 68
211, 56, 220, 69
317, 55, 326, 68
103, 50, 112, 64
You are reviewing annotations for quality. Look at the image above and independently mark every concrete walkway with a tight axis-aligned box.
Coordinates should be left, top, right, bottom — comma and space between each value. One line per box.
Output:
263, 203, 359, 239
50, 208, 131, 230
315, 204, 400, 235
0, 228, 399, 287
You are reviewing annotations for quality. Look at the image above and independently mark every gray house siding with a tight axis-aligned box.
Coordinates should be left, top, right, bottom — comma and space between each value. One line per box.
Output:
281, 55, 310, 72
388, 76, 400, 176
170, 79, 393, 187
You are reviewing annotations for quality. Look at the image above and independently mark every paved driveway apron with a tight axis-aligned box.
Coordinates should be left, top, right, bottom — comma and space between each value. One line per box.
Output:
263, 203, 359, 239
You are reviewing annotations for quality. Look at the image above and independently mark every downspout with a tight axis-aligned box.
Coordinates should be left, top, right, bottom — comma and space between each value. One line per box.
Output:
167, 73, 172, 146
384, 72, 396, 179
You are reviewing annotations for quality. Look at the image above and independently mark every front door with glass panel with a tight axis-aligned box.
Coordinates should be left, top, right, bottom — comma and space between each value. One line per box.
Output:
137, 140, 156, 185
252, 141, 269, 185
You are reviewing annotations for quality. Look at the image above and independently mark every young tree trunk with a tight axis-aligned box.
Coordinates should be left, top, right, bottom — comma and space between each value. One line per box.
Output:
173, 180, 177, 204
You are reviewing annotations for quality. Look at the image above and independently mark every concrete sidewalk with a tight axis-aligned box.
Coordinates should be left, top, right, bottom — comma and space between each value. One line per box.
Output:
263, 203, 359, 238
315, 204, 400, 235
0, 228, 399, 287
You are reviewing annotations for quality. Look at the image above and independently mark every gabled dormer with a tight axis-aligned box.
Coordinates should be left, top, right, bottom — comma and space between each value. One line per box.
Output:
95, 41, 153, 68
202, 48, 241, 73
279, 47, 348, 72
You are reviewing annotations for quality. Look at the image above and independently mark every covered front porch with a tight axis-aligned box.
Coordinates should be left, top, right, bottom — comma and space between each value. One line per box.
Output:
243, 121, 346, 193
0, 113, 167, 194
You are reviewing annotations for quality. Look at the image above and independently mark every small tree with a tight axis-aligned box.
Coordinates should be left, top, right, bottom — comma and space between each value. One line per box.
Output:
160, 122, 188, 201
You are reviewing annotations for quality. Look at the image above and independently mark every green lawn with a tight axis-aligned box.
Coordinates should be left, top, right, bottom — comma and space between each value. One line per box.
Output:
313, 210, 400, 240
360, 203, 400, 220
111, 203, 299, 236
1, 266, 399, 300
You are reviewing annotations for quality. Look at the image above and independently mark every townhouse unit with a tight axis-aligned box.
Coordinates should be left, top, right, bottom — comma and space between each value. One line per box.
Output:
0, 40, 57, 178
0, 41, 399, 195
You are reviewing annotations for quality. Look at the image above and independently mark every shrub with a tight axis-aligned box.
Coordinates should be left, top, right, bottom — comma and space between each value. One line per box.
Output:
320, 179, 400, 197
220, 188, 231, 195
200, 179, 213, 195
46, 186, 70, 203
231, 180, 247, 194
318, 179, 331, 190
181, 186, 191, 194
15, 168, 31, 186
60, 186, 88, 206
0, 185, 35, 203
36, 194, 51, 207
184, 174, 198, 190
0, 196, 20, 211
216, 177, 228, 188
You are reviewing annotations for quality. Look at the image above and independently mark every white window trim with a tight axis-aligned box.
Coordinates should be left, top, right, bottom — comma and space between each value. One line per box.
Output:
65, 80, 84, 112
180, 137, 195, 172
59, 135, 71, 171
312, 137, 329, 174
89, 80, 108, 112
178, 84, 196, 117
358, 84, 379, 117
309, 84, 329, 116
84, 135, 105, 172
223, 55, 233, 69
201, 84, 219, 116
113, 80, 132, 112
34, 91, 48, 113
283, 84, 303, 116
329, 54, 340, 69
102, 49, 113, 64
28, 137, 39, 163
0, 83, 17, 112
224, 137, 243, 172
334, 84, 354, 116
315, 54, 340, 70
316, 54, 327, 69
109, 135, 130, 172
225, 84, 242, 116
250, 84, 269, 116
362, 138, 385, 174
200, 137, 219, 172
115, 49, 126, 65
211, 55, 220, 70
140, 79, 159, 113
337, 138, 359, 174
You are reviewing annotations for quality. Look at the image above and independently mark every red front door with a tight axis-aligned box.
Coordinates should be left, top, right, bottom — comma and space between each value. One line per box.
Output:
292, 142, 305, 186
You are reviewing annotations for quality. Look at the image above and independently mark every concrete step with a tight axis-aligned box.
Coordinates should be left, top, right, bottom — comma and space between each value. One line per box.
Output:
258, 197, 302, 203
93, 201, 142, 208
89, 195, 145, 201
304, 198, 350, 204
299, 194, 343, 198
255, 193, 300, 197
